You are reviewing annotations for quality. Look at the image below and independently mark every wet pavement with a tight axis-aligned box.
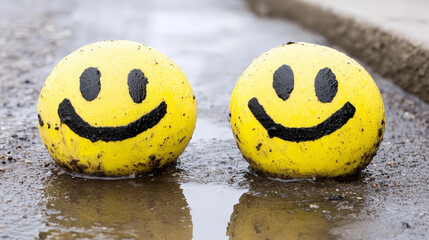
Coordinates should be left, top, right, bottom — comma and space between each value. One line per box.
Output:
0, 0, 428, 239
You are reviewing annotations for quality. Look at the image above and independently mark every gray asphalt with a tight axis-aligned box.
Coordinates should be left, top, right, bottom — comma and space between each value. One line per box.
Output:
0, 0, 428, 239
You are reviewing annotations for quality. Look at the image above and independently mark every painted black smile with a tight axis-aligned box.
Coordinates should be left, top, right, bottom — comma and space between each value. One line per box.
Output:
58, 98, 167, 142
248, 97, 355, 142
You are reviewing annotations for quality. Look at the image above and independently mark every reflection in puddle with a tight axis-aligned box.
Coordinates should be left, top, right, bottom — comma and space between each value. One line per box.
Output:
40, 174, 192, 239
227, 175, 365, 240
182, 183, 246, 240
38, 173, 366, 239
227, 193, 334, 240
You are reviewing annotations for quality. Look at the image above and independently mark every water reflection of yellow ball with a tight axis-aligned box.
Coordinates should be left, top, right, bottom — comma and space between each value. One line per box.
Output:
227, 193, 333, 240
230, 42, 384, 178
41, 175, 192, 239
38, 40, 196, 176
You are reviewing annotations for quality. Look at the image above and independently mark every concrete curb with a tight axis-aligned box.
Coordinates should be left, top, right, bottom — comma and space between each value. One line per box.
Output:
247, 0, 429, 103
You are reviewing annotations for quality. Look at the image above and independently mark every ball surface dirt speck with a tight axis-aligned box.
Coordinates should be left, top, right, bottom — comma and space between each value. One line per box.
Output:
229, 42, 385, 178
38, 40, 196, 177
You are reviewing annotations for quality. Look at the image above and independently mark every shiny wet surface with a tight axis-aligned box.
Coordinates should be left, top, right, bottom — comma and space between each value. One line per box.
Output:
0, 0, 428, 239
40, 175, 192, 239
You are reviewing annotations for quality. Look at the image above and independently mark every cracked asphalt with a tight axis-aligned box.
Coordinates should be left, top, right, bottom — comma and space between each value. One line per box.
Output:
0, 0, 428, 239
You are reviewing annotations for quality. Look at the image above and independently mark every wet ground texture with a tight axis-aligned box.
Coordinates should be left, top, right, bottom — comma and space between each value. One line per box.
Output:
0, 0, 428, 239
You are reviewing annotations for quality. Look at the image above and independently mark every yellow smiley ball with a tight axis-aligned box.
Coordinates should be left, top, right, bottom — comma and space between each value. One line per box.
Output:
229, 42, 385, 178
38, 40, 196, 177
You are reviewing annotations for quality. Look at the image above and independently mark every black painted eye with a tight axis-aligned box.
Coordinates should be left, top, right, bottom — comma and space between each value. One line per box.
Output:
127, 69, 148, 103
273, 64, 294, 101
315, 67, 338, 103
80, 67, 101, 101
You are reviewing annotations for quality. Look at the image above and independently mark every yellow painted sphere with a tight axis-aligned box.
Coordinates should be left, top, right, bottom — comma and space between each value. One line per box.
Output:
229, 42, 385, 178
38, 40, 196, 177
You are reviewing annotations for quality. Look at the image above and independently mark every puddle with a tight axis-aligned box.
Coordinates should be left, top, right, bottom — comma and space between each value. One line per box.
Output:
39, 174, 359, 240
37, 172, 369, 240
39, 174, 193, 239
39, 175, 246, 240
182, 183, 246, 240
228, 193, 335, 240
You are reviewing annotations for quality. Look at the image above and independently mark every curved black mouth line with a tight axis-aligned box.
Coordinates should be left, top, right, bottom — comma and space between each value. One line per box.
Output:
58, 98, 167, 142
248, 97, 356, 142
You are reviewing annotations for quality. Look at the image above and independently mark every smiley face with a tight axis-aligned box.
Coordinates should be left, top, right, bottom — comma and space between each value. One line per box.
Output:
38, 40, 196, 177
57, 67, 167, 142
229, 42, 385, 178
248, 65, 356, 142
